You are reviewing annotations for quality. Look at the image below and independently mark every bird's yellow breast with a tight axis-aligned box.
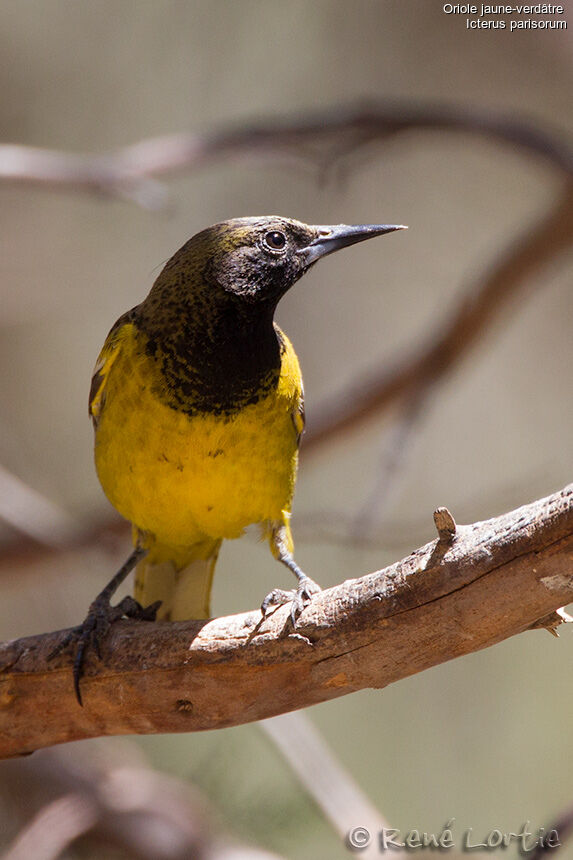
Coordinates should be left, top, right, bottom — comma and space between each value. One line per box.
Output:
93, 322, 303, 548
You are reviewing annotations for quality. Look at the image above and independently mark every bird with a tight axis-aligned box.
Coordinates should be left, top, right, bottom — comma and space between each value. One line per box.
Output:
59, 216, 405, 703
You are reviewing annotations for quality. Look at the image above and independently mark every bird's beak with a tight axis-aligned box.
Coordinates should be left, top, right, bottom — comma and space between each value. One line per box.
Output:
299, 223, 407, 266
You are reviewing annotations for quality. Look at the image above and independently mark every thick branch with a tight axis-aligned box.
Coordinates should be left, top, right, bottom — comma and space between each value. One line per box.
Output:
1, 485, 572, 758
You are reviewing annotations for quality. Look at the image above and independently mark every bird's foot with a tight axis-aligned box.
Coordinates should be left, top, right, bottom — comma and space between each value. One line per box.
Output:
49, 595, 161, 706
261, 575, 321, 625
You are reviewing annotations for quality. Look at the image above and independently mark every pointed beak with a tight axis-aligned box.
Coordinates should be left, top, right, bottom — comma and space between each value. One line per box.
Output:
299, 223, 407, 266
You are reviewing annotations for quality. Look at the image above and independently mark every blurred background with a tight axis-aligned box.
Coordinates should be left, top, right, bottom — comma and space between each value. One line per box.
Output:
1, 1, 573, 857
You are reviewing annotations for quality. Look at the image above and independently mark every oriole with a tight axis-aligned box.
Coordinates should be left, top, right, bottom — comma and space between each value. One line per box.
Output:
62, 216, 405, 703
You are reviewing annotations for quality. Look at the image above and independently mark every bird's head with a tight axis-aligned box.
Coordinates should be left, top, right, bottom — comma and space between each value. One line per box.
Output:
162, 216, 406, 307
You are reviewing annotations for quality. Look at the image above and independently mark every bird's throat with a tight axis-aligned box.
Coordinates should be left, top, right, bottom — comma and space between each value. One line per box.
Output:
135, 293, 282, 418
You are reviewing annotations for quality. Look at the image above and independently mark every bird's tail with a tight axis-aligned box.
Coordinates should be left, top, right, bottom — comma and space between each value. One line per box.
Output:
133, 536, 222, 621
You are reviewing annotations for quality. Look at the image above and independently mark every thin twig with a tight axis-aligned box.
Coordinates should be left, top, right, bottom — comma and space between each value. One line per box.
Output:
350, 384, 430, 540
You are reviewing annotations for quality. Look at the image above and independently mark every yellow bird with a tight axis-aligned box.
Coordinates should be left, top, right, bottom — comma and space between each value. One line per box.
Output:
63, 216, 405, 702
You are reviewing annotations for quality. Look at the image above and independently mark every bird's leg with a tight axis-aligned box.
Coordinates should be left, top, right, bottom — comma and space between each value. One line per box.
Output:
262, 523, 321, 624
49, 546, 161, 705
262, 555, 322, 625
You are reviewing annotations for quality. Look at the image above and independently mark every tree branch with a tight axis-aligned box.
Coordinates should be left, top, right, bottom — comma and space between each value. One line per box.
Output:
1, 102, 572, 207
1, 484, 572, 759
304, 181, 573, 452
1, 743, 281, 860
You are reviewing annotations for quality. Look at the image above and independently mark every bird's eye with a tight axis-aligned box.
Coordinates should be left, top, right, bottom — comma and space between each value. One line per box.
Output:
263, 231, 287, 251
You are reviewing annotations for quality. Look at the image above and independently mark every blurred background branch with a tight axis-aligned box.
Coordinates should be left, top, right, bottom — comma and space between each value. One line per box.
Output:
0, 741, 285, 860
1, 102, 572, 208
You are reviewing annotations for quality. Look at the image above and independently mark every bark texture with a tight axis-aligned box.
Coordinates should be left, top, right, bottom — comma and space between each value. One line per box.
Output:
1, 485, 572, 758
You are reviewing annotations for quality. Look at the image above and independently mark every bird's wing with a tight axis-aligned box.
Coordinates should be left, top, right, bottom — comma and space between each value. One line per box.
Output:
275, 324, 305, 449
88, 311, 134, 428
292, 384, 305, 448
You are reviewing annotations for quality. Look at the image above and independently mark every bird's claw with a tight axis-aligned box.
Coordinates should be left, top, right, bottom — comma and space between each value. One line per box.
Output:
261, 575, 321, 625
49, 595, 161, 706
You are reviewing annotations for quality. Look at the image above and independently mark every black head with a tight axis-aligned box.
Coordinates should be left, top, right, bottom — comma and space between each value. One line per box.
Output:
136, 216, 406, 414
162, 216, 406, 307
